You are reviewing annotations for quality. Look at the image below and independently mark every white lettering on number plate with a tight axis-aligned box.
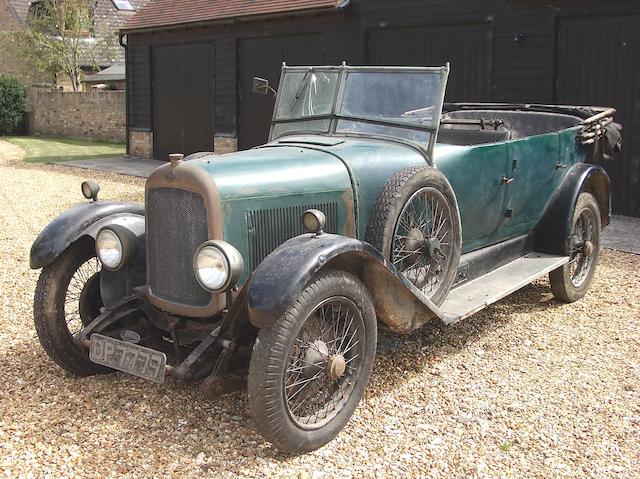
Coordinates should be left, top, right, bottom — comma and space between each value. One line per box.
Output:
89, 334, 166, 384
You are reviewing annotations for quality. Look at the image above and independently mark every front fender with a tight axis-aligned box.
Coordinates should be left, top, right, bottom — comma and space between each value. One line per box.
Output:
30, 201, 144, 269
247, 233, 457, 334
535, 164, 611, 256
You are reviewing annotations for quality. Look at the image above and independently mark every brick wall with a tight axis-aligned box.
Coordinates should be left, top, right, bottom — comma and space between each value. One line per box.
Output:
29, 90, 125, 142
214, 135, 238, 155
129, 129, 153, 158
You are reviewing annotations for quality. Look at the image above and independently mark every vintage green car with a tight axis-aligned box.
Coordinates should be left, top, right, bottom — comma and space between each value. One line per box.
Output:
30, 65, 620, 453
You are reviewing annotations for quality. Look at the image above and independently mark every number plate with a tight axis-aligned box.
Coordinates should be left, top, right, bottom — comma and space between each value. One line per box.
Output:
89, 334, 166, 384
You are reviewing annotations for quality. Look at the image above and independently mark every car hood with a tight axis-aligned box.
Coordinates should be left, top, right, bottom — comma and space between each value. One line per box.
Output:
257, 135, 430, 238
189, 145, 352, 201
184, 134, 436, 240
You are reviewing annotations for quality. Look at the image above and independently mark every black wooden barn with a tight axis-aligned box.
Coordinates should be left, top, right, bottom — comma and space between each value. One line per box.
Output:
121, 0, 640, 217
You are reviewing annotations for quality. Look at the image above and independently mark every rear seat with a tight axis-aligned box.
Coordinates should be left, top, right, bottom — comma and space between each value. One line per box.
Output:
443, 110, 582, 138
436, 127, 513, 146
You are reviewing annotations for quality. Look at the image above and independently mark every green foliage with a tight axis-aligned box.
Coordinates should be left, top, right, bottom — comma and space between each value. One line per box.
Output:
11, 0, 118, 91
0, 75, 27, 135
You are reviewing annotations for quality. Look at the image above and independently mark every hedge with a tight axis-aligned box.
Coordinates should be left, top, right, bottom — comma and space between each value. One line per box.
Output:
0, 75, 27, 135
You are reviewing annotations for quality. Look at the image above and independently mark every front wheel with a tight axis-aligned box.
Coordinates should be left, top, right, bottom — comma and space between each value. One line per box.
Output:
248, 270, 377, 453
549, 192, 602, 302
33, 239, 109, 376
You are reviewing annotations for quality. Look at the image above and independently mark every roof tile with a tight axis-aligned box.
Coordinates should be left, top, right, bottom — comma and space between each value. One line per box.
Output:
122, 0, 343, 32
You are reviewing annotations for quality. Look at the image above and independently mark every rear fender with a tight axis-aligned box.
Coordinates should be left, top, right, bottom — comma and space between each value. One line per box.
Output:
247, 234, 456, 334
535, 164, 611, 255
30, 201, 144, 269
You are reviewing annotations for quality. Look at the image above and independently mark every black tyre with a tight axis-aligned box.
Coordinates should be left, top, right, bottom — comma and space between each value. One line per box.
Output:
34, 239, 109, 376
366, 166, 462, 305
248, 270, 377, 453
549, 192, 601, 303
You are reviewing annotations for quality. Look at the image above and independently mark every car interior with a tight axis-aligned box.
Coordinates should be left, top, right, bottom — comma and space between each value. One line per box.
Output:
437, 110, 583, 146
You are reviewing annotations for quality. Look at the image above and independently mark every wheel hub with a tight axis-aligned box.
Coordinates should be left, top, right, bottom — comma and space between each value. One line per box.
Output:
426, 237, 441, 258
303, 340, 329, 377
327, 354, 346, 380
404, 228, 425, 253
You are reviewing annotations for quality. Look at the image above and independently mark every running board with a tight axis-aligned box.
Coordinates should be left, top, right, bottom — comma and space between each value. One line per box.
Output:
440, 252, 569, 324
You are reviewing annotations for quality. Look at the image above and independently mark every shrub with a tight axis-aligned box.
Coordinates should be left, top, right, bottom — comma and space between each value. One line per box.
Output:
0, 75, 27, 135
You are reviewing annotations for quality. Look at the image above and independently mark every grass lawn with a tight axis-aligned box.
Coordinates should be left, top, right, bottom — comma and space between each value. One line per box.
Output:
2, 136, 125, 163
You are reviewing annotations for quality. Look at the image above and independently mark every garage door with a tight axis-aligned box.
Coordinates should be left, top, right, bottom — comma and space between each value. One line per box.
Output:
152, 43, 215, 162
556, 15, 640, 216
368, 22, 493, 102
238, 34, 322, 150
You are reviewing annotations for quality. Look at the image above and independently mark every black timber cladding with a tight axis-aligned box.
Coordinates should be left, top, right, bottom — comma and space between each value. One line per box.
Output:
151, 43, 215, 162
238, 34, 323, 150
125, 0, 640, 216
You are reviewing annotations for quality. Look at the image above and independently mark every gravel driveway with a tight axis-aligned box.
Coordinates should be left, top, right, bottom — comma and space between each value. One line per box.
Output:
0, 140, 638, 478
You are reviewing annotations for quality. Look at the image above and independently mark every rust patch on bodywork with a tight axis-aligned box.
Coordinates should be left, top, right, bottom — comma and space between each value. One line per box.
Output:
363, 261, 435, 333
342, 189, 357, 237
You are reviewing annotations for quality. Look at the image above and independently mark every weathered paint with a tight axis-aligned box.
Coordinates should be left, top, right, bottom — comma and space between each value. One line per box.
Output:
500, 127, 584, 239
188, 127, 584, 265
270, 137, 429, 238
30, 201, 145, 269
435, 128, 583, 253
190, 146, 354, 282
435, 142, 510, 253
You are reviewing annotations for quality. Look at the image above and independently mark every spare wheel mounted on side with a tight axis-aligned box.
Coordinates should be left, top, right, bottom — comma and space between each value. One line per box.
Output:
366, 165, 462, 307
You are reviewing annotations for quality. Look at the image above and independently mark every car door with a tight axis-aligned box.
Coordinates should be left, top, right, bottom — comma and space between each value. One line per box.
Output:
499, 133, 563, 238
437, 142, 511, 253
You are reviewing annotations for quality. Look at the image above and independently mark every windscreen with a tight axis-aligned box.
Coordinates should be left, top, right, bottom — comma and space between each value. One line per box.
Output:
275, 70, 340, 120
270, 66, 448, 146
338, 71, 443, 128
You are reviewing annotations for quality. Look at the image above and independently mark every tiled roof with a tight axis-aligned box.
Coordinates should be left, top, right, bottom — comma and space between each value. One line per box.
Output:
122, 0, 346, 32
5, 0, 30, 22
91, 0, 150, 65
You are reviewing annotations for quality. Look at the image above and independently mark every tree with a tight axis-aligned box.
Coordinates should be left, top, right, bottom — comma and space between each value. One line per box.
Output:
11, 0, 117, 91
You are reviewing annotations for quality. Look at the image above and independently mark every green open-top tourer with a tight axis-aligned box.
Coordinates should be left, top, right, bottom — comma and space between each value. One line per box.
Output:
30, 64, 620, 453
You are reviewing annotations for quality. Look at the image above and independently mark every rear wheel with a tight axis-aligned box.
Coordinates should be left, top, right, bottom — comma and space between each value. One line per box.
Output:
34, 240, 109, 376
248, 270, 377, 453
549, 192, 601, 302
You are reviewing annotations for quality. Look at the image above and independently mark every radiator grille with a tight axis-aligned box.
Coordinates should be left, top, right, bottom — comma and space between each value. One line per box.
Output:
246, 203, 339, 271
146, 187, 210, 307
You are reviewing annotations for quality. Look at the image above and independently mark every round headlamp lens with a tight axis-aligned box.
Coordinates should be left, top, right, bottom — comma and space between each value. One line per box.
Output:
96, 228, 123, 269
195, 246, 229, 292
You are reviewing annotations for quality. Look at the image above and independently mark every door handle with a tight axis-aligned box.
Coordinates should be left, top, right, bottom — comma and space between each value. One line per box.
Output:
501, 176, 514, 185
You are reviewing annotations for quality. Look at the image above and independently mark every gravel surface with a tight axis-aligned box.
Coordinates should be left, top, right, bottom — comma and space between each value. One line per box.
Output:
1, 139, 638, 478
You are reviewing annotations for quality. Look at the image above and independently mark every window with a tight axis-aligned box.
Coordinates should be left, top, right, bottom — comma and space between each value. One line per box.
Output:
112, 0, 134, 11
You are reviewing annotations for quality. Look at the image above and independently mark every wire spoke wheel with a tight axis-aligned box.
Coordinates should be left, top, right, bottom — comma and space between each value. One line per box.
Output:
34, 240, 111, 376
248, 270, 376, 453
284, 296, 364, 430
392, 186, 453, 298
549, 192, 601, 303
568, 208, 596, 288
366, 167, 461, 307
63, 256, 102, 336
